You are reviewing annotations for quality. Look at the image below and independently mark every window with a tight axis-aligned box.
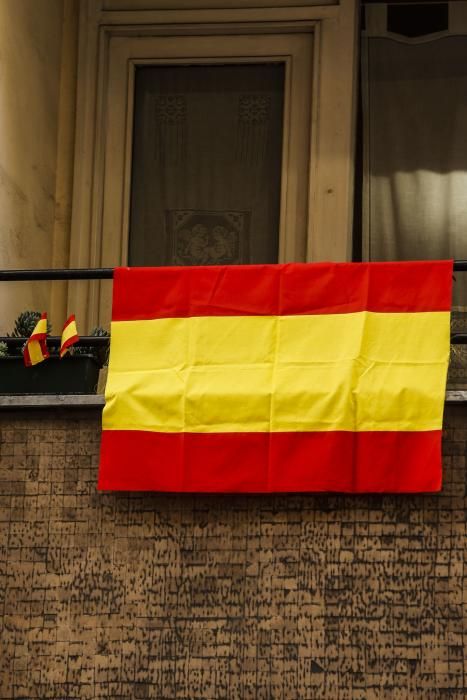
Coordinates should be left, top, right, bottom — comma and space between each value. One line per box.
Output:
129, 64, 285, 266
69, 4, 358, 329
360, 1, 467, 387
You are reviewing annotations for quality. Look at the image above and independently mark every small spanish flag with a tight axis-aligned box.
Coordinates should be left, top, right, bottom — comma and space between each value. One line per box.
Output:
23, 313, 49, 367
60, 315, 79, 358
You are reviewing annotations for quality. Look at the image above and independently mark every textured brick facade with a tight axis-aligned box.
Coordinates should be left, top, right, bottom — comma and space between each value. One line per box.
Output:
0, 406, 466, 699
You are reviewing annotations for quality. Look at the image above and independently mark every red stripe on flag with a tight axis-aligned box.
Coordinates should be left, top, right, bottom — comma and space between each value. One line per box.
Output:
98, 430, 442, 493
112, 261, 453, 321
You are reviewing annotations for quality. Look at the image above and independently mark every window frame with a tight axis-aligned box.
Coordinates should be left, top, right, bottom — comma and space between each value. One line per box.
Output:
69, 1, 358, 328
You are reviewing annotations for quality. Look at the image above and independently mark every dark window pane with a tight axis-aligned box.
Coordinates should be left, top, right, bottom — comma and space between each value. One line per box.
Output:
129, 63, 285, 266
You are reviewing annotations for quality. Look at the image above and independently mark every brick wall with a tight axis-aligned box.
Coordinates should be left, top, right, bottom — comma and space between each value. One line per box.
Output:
0, 406, 466, 699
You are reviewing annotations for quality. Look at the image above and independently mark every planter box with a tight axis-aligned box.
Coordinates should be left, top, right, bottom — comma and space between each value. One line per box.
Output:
0, 355, 100, 395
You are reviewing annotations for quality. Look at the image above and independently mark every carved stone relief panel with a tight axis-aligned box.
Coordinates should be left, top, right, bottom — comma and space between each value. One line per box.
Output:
166, 209, 249, 265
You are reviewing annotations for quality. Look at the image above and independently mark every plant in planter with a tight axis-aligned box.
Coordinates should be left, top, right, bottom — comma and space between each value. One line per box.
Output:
75, 326, 110, 366
10, 309, 51, 336
7, 310, 51, 355
75, 326, 111, 394
0, 313, 110, 395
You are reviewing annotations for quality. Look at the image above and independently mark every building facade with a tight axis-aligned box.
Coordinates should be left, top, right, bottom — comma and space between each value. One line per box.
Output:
1, 1, 467, 698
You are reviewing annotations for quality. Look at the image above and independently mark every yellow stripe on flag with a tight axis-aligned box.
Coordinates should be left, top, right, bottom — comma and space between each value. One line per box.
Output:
108, 312, 449, 369
103, 311, 450, 434
25, 316, 49, 366
60, 315, 79, 358
32, 318, 48, 336
61, 320, 78, 345
27, 340, 46, 366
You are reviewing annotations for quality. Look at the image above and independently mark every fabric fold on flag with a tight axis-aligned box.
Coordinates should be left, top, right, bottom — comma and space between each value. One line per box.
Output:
98, 261, 453, 493
59, 314, 79, 358
23, 312, 49, 367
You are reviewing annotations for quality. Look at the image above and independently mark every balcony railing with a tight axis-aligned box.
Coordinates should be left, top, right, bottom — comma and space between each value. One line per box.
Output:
0, 268, 113, 349
0, 263, 466, 345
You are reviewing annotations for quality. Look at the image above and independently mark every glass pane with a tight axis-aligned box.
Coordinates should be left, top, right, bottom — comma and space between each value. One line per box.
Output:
363, 36, 467, 388
129, 63, 285, 266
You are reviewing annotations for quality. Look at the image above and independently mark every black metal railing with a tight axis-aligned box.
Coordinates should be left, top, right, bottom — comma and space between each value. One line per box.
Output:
0, 267, 113, 348
0, 268, 113, 281
0, 264, 466, 346
1, 336, 107, 348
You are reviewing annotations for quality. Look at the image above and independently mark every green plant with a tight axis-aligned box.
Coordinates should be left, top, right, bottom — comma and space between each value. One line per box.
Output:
75, 326, 110, 367
7, 311, 51, 356
9, 310, 51, 338
0, 342, 8, 358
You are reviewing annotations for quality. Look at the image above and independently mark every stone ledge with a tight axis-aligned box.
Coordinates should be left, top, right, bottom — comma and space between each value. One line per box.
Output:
0, 394, 105, 408
0, 392, 466, 408
446, 390, 467, 403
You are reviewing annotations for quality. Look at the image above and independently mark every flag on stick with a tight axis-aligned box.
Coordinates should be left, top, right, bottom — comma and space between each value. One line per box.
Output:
60, 315, 79, 358
98, 261, 452, 493
23, 313, 49, 366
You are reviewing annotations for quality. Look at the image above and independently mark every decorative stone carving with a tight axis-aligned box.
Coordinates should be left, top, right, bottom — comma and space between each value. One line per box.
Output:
166, 209, 250, 265
238, 94, 270, 124
153, 94, 187, 124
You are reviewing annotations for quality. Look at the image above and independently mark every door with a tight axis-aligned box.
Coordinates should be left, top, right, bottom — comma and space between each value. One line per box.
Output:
97, 32, 313, 319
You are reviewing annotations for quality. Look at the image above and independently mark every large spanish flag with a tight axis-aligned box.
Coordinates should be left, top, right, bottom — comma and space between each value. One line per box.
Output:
98, 261, 452, 492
